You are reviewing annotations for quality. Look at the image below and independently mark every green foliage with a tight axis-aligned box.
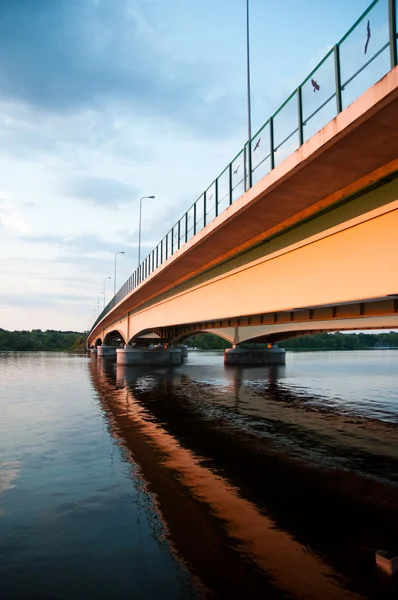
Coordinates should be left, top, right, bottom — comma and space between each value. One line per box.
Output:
186, 333, 231, 350
185, 331, 398, 351
279, 331, 398, 350
0, 329, 85, 351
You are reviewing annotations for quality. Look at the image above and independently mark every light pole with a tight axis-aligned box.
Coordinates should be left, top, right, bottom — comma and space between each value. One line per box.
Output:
138, 195, 155, 269
103, 276, 111, 309
246, 0, 252, 144
245, 0, 252, 191
114, 251, 125, 296
97, 291, 103, 317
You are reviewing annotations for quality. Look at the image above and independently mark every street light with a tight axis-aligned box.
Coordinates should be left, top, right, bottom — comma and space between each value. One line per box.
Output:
103, 276, 111, 309
97, 291, 103, 317
246, 0, 252, 144
245, 0, 252, 191
114, 251, 125, 296
138, 195, 155, 269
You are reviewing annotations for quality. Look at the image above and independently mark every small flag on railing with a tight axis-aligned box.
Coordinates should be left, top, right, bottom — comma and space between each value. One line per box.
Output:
254, 138, 261, 151
233, 165, 240, 175
364, 20, 371, 54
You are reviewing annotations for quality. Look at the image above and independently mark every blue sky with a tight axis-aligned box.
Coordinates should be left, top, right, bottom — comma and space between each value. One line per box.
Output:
0, 0, 379, 331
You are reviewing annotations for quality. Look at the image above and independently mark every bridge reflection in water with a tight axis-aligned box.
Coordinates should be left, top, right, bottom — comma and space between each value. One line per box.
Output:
89, 356, 398, 600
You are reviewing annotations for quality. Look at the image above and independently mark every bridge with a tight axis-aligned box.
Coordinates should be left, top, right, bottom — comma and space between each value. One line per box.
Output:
87, 0, 398, 365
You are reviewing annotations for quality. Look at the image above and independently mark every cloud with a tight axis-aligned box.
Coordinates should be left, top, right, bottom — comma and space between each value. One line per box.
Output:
64, 175, 138, 207
0, 191, 30, 233
23, 231, 135, 254
0, 291, 92, 309
0, 0, 232, 134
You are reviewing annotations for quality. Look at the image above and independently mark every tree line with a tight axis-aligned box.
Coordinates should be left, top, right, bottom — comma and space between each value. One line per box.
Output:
1, 329, 397, 352
0, 329, 85, 351
186, 331, 398, 350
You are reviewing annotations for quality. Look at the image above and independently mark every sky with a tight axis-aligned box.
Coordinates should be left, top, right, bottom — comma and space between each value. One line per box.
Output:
0, 0, 379, 332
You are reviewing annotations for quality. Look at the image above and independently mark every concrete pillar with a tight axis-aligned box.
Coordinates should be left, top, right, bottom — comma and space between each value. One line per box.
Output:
97, 345, 117, 357
116, 345, 182, 366
171, 344, 188, 358
224, 345, 286, 365
90, 348, 98, 357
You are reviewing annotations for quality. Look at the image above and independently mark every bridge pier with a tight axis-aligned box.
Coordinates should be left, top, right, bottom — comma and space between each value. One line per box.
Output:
97, 345, 117, 358
90, 348, 98, 357
116, 345, 183, 366
171, 344, 188, 358
224, 345, 286, 365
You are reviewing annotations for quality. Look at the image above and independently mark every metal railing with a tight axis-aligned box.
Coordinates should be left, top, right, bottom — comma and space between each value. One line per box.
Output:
90, 0, 397, 334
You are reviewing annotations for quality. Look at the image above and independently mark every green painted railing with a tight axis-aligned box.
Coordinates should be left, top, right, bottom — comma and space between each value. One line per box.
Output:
90, 0, 397, 335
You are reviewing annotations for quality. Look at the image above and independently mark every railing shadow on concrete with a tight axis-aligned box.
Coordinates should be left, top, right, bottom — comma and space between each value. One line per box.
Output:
90, 0, 397, 334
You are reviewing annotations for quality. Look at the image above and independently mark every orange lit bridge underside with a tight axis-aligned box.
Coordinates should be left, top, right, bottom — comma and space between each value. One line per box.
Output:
91, 196, 398, 347
87, 68, 398, 349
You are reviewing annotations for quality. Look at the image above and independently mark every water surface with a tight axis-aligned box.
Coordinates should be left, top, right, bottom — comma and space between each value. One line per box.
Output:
1, 350, 397, 599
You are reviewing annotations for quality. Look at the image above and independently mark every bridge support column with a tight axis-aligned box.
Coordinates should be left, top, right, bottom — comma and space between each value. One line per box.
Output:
224, 345, 286, 365
116, 345, 182, 366
171, 344, 188, 358
90, 348, 98, 357
97, 345, 117, 358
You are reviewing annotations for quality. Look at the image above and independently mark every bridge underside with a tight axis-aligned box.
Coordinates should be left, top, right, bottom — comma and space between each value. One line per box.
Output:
91, 188, 398, 349
161, 303, 398, 346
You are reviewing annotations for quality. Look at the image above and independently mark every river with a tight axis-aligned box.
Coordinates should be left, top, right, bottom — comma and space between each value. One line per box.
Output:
0, 350, 397, 599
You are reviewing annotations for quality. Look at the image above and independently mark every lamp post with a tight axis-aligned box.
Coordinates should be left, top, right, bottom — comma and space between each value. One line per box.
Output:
246, 0, 252, 144
103, 276, 111, 309
138, 195, 155, 269
97, 291, 103, 317
114, 251, 125, 296
245, 0, 252, 191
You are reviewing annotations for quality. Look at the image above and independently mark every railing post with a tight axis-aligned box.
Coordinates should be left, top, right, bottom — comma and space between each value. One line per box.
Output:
229, 162, 233, 205
334, 44, 343, 114
389, 0, 397, 68
269, 117, 275, 170
177, 219, 181, 250
215, 178, 219, 217
297, 86, 304, 146
185, 212, 188, 243
171, 227, 174, 255
160, 239, 163, 264
203, 191, 207, 227
165, 234, 169, 259
193, 202, 197, 235
156, 245, 159, 268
